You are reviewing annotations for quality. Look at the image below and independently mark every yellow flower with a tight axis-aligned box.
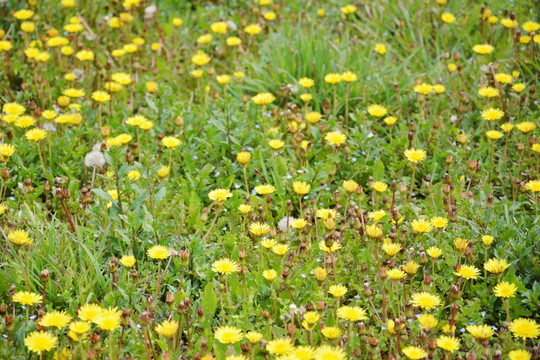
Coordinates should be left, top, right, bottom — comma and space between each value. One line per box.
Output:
300, 93, 312, 103
340, 4, 357, 15
448, 63, 457, 72
387, 268, 406, 280
367, 104, 388, 117
516, 121, 536, 133
453, 237, 469, 253
146, 81, 158, 93
8, 229, 32, 246
328, 284, 347, 298
426, 246, 443, 259
298, 77, 314, 88
0, 40, 13, 51
486, 130, 504, 140
157, 166, 170, 178
343, 179, 359, 193
313, 267, 327, 282
366, 224, 383, 238
512, 83, 525, 92
266, 338, 294, 355
156, 320, 179, 338
341, 71, 357, 82
382, 242, 402, 256
24, 331, 57, 354
437, 335, 460, 353
94, 308, 122, 331
21, 21, 35, 33
161, 136, 182, 148
324, 73, 342, 84
293, 181, 310, 195
509, 318, 540, 339
0, 143, 15, 157
404, 148, 427, 163
262, 269, 277, 282
238, 204, 252, 214
119, 255, 136, 268
431, 216, 448, 228
252, 93, 275, 106
147, 245, 171, 260
501, 123, 514, 133
411, 218, 432, 234
212, 258, 240, 275
272, 244, 289, 256
494, 281, 517, 298
484, 258, 510, 274
482, 235, 494, 247
14, 9, 35, 20
495, 72, 513, 84
501, 18, 517, 28
337, 306, 367, 321
454, 265, 480, 279
314, 345, 347, 360
290, 218, 307, 229
13, 291, 42, 305
368, 209, 387, 222
384, 116, 397, 125
418, 314, 438, 330
509, 350, 531, 360
325, 131, 347, 146
411, 292, 441, 310
319, 240, 341, 253
478, 87, 499, 98
216, 74, 231, 85
305, 111, 322, 124
374, 43, 387, 54
40, 311, 72, 328
75, 50, 94, 61
441, 13, 456, 23
208, 188, 232, 202
321, 326, 341, 339
127, 170, 141, 181
467, 324, 495, 339
191, 50, 211, 66
433, 84, 446, 94
245, 331, 263, 343
197, 33, 213, 45
402, 346, 427, 360
525, 180, 540, 192
173, 18, 183, 27
249, 222, 271, 236
472, 44, 494, 54
226, 37, 242, 46
25, 128, 48, 142
3, 102, 26, 115
268, 139, 285, 150
371, 181, 387, 193
244, 24, 262, 35
69, 321, 91, 335
63, 88, 85, 98
414, 83, 434, 95
78, 304, 105, 323
255, 184, 276, 195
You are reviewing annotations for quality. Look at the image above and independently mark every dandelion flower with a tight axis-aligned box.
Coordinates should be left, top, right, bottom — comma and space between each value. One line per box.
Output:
24, 331, 57, 354
147, 245, 171, 260
411, 292, 441, 310
402, 346, 427, 360
467, 324, 495, 339
494, 281, 518, 298
211, 258, 240, 275
266, 338, 294, 355
156, 320, 179, 338
509, 318, 540, 339
13, 291, 42, 305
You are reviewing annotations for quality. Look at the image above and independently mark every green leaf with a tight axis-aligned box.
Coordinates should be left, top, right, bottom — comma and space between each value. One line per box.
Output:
202, 281, 218, 319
